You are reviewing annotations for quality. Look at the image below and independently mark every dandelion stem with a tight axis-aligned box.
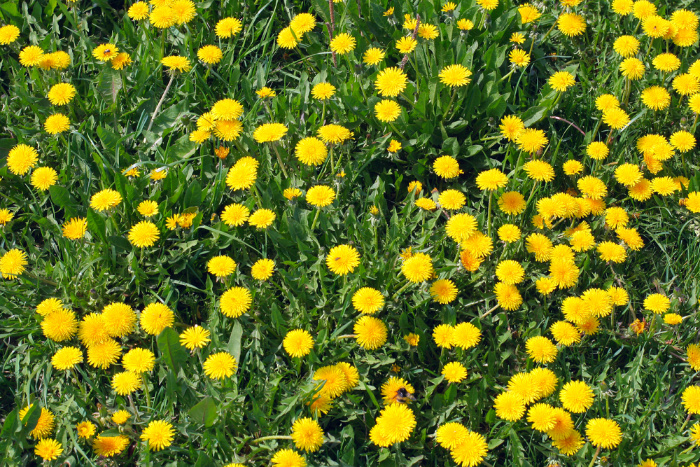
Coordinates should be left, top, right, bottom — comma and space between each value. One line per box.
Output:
129, 394, 141, 422
71, 368, 88, 399
692, 113, 699, 133
480, 304, 499, 319
335, 334, 356, 340
143, 374, 152, 411
400, 16, 420, 71
328, 0, 337, 67
271, 143, 289, 178
680, 413, 692, 432
443, 87, 457, 120
392, 280, 412, 300
538, 21, 558, 47
587, 446, 601, 467
146, 72, 175, 133
251, 435, 293, 444
486, 191, 493, 238
389, 122, 404, 139
590, 117, 603, 142
498, 69, 515, 83
310, 208, 321, 231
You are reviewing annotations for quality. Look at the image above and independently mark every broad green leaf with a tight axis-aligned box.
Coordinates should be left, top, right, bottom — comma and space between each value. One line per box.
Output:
228, 321, 243, 366
96, 68, 123, 106
157, 328, 188, 374
86, 209, 107, 243
189, 397, 218, 427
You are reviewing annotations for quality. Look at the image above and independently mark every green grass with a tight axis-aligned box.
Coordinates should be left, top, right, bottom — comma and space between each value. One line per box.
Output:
1, 0, 700, 465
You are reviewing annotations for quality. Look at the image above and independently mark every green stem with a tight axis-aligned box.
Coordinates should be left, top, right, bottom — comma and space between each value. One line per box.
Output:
271, 143, 289, 178
486, 191, 493, 238
680, 413, 692, 433
310, 208, 321, 230
587, 446, 601, 467
443, 87, 457, 119
480, 304, 499, 319
692, 113, 699, 133
590, 117, 603, 142
142, 373, 152, 411
388, 121, 404, 139
537, 21, 558, 49
251, 435, 293, 444
146, 72, 175, 133
392, 279, 412, 300
622, 78, 632, 107
128, 394, 141, 422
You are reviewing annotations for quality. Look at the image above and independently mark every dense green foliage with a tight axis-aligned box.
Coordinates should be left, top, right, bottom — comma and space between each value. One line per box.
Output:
1, 0, 700, 465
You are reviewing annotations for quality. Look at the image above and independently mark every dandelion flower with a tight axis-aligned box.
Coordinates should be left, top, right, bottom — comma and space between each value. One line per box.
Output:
112, 371, 141, 396
7, 144, 38, 175
452, 322, 481, 349
76, 421, 96, 439
354, 316, 388, 350
51, 346, 83, 370
93, 435, 129, 457
122, 348, 155, 373
375, 67, 408, 97
516, 128, 548, 153
34, 439, 62, 461
450, 431, 488, 467
438, 189, 466, 209
248, 209, 276, 228
401, 252, 433, 282
141, 420, 175, 451
435, 422, 469, 450
558, 13, 586, 37
430, 279, 458, 304
306, 185, 336, 207
311, 82, 336, 100
251, 258, 274, 280
90, 189, 122, 211
370, 403, 416, 446
641, 86, 671, 111
317, 124, 353, 144
253, 123, 288, 143
197, 45, 223, 64
525, 336, 557, 363
0, 249, 27, 279
396, 36, 417, 54
326, 244, 360, 275
19, 406, 54, 439
549, 71, 575, 92
494, 282, 522, 310
161, 55, 191, 72
439, 64, 472, 87
494, 391, 526, 421
476, 168, 508, 190
292, 418, 324, 452
643, 293, 670, 314
179, 325, 211, 350
220, 287, 252, 318
586, 418, 622, 449
374, 100, 402, 122
560, 380, 594, 413
363, 47, 385, 65
271, 449, 307, 467
283, 329, 314, 357
128, 221, 159, 247
523, 160, 554, 182
352, 288, 384, 314
140, 303, 174, 335
442, 362, 467, 383
203, 352, 237, 380
330, 33, 356, 54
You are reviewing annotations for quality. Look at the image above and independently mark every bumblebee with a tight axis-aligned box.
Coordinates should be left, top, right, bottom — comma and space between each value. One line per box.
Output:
395, 387, 417, 403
